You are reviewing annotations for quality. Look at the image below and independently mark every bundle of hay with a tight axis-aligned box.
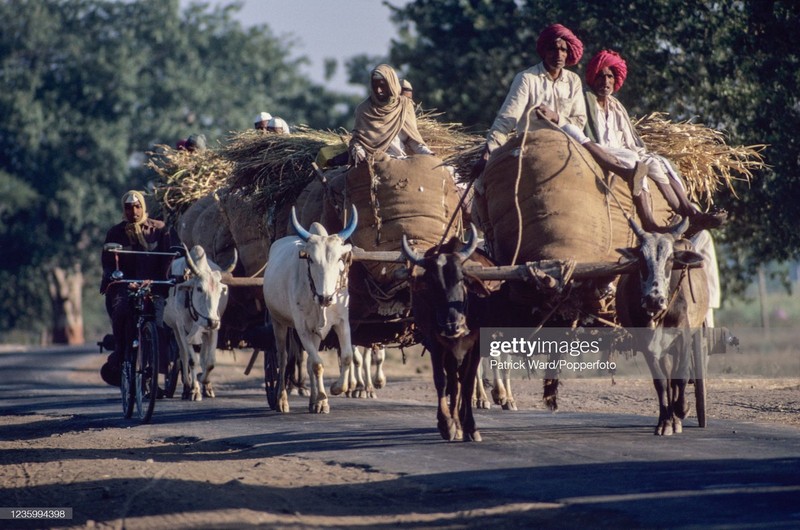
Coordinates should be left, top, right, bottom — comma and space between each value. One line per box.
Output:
147, 145, 234, 223
221, 127, 348, 218
416, 111, 485, 175
633, 112, 766, 207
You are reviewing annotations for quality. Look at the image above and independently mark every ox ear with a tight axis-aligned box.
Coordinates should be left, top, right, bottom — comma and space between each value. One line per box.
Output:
673, 249, 705, 267
393, 265, 424, 281
393, 267, 410, 281
616, 247, 639, 262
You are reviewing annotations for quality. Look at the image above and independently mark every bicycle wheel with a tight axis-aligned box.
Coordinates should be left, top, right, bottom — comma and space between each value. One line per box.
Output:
264, 347, 279, 410
121, 351, 135, 419
164, 334, 181, 399
136, 320, 159, 423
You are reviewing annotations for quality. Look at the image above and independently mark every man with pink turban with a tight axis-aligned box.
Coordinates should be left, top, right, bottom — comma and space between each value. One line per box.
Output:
470, 24, 588, 246
481, 23, 587, 158
562, 49, 725, 234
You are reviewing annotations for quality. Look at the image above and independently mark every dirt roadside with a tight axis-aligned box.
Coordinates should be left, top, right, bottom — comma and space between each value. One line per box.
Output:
1, 347, 798, 529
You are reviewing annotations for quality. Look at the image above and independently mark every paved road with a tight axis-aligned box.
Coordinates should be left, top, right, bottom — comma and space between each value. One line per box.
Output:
2, 346, 799, 528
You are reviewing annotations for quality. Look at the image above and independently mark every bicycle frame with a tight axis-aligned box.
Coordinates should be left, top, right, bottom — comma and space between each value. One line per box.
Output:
103, 244, 179, 421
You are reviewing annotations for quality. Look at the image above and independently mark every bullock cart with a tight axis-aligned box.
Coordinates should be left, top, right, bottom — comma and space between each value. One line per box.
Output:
149, 113, 758, 427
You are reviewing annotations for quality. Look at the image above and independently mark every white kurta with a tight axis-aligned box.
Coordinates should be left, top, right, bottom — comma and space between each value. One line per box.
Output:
486, 62, 586, 153
591, 96, 678, 193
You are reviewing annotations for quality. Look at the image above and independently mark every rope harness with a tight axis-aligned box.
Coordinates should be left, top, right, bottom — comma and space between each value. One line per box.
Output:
301, 247, 352, 305
180, 279, 218, 328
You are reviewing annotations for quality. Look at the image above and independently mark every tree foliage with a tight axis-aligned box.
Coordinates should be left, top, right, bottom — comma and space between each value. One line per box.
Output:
388, 0, 800, 296
0, 0, 352, 338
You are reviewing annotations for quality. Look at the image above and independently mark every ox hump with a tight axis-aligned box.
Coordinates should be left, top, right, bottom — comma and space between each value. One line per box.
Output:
309, 222, 329, 237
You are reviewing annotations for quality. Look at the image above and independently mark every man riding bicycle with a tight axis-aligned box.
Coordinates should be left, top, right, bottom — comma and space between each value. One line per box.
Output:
100, 190, 174, 386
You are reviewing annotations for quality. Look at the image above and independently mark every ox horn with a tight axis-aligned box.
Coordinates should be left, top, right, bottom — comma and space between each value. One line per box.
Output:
223, 248, 238, 274
291, 206, 312, 242
668, 215, 690, 239
627, 216, 647, 240
183, 243, 200, 276
401, 234, 425, 266
455, 223, 480, 263
337, 205, 359, 241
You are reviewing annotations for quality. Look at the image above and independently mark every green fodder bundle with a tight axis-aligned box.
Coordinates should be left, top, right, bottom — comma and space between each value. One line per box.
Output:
147, 145, 234, 222
635, 112, 767, 207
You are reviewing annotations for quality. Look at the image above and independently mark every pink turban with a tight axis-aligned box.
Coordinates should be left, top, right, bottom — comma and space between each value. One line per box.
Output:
536, 24, 584, 67
585, 49, 628, 92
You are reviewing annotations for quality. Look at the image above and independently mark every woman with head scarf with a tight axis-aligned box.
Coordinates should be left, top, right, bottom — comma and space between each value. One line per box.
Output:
99, 190, 173, 386
349, 64, 433, 164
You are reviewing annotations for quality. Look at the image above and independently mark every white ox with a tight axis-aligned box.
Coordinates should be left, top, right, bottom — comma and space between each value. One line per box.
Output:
164, 245, 235, 401
263, 206, 358, 413
345, 344, 387, 399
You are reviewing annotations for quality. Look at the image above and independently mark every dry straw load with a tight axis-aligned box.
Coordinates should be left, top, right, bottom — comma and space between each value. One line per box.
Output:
147, 145, 234, 223
148, 110, 765, 238
633, 112, 766, 207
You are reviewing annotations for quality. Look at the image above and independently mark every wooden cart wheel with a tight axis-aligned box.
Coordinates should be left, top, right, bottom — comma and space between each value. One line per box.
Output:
693, 326, 708, 427
264, 347, 279, 410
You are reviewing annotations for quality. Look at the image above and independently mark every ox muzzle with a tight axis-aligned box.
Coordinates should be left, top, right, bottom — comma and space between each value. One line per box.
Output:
437, 303, 469, 339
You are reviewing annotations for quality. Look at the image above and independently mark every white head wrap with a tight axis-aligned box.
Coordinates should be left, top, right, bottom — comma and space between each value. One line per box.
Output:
267, 117, 290, 134
254, 112, 272, 124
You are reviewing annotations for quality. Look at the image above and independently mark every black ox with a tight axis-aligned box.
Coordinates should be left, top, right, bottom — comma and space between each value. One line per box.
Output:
401, 225, 499, 442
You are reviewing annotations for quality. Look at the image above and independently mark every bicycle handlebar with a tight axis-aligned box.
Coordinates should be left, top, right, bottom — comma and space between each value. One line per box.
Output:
103, 246, 180, 257
107, 279, 176, 288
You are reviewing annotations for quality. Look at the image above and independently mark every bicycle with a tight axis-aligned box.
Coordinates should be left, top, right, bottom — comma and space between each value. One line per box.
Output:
103, 243, 178, 423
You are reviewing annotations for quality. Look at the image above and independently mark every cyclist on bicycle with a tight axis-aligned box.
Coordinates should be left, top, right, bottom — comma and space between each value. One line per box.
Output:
100, 190, 174, 386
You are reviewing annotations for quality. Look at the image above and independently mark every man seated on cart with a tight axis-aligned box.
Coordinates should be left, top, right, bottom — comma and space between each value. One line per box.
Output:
99, 190, 174, 386
575, 49, 726, 235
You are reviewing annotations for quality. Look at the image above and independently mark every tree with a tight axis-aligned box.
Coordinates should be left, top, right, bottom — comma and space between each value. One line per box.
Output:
388, 0, 800, 297
0, 0, 353, 343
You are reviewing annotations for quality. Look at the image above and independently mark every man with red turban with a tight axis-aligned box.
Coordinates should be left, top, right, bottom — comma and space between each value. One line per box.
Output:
480, 23, 587, 157
562, 49, 725, 234
469, 24, 588, 251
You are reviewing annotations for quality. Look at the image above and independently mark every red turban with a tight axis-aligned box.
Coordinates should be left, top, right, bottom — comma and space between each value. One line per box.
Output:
585, 49, 628, 92
536, 24, 584, 67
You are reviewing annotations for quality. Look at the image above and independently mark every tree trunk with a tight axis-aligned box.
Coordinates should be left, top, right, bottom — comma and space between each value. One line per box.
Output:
48, 263, 85, 345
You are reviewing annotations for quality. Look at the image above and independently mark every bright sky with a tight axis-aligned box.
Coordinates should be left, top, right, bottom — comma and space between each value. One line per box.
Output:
181, 0, 409, 95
